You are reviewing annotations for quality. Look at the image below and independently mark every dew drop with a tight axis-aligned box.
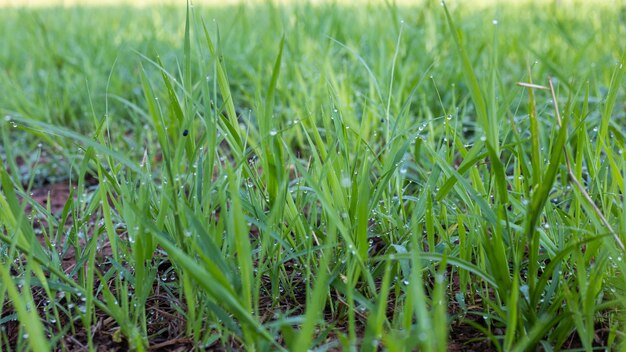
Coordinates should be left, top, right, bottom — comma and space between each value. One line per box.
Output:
341, 176, 352, 188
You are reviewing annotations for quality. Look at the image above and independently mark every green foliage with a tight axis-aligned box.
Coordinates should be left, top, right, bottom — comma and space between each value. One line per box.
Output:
1, 1, 626, 351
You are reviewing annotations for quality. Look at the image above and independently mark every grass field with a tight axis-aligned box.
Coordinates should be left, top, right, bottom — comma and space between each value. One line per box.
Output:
1, 0, 626, 351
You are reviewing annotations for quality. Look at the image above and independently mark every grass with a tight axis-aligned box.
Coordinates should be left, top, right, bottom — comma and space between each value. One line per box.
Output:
1, 0, 626, 350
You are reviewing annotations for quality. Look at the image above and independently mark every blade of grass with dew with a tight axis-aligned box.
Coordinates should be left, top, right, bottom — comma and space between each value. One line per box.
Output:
155, 54, 195, 166
0, 229, 113, 316
0, 161, 62, 319
362, 260, 392, 352
432, 257, 450, 351
407, 214, 437, 351
183, 1, 193, 144
201, 21, 244, 158
129, 199, 278, 348
0, 265, 49, 352
9, 117, 142, 174
97, 270, 146, 351
435, 140, 486, 201
422, 142, 511, 294
0, 162, 47, 260
260, 35, 285, 202
526, 79, 570, 293
595, 51, 625, 171
226, 165, 256, 348
139, 64, 171, 164
291, 220, 335, 351
527, 75, 544, 188
183, 208, 236, 286
503, 271, 520, 350
441, 1, 508, 205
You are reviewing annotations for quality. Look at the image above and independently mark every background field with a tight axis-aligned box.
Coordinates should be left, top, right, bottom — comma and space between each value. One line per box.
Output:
1, 0, 626, 351
0, 0, 623, 7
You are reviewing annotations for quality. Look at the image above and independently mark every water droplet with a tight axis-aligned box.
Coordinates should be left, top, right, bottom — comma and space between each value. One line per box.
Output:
269, 129, 278, 136
341, 176, 352, 188
492, 19, 498, 25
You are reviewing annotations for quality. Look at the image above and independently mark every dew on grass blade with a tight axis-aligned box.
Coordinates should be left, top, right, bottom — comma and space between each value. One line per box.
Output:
341, 174, 352, 188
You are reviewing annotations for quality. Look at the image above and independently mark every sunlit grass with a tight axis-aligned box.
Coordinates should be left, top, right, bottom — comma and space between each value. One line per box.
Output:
1, 0, 624, 8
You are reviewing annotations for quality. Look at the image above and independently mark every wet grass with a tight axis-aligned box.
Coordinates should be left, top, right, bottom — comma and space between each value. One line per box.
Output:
1, 1, 626, 351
